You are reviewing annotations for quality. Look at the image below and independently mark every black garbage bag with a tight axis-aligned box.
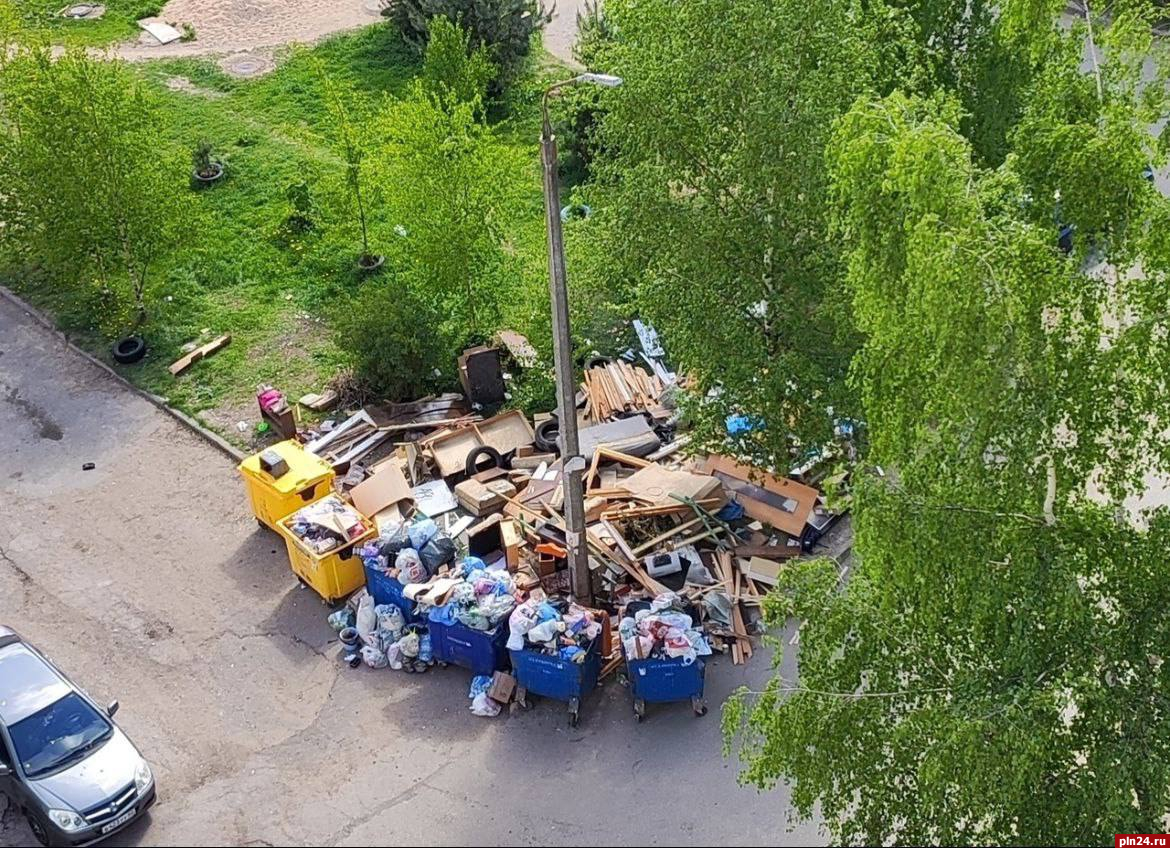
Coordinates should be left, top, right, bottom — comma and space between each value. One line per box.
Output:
378, 524, 412, 562
418, 534, 457, 574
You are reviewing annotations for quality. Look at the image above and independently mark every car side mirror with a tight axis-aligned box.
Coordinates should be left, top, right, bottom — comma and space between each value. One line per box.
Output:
106, 700, 119, 717
0, 764, 10, 777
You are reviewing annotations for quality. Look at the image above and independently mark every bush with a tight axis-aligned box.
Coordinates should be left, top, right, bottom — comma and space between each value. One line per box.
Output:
334, 276, 460, 400
421, 15, 494, 110
382, 0, 550, 83
554, 1, 618, 182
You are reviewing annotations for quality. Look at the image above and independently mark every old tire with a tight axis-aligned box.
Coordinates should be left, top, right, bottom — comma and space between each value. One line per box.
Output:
111, 335, 146, 365
534, 418, 560, 454
584, 355, 610, 370
464, 445, 503, 476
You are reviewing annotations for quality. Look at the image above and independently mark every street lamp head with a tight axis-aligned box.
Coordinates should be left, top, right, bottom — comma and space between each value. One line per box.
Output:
577, 72, 623, 88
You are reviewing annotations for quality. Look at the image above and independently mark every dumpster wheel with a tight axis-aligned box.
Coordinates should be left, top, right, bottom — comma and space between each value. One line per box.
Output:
692, 695, 708, 717
634, 698, 646, 722
568, 697, 580, 728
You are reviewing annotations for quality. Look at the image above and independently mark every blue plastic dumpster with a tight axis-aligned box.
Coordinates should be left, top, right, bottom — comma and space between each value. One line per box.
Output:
362, 563, 423, 624
509, 639, 601, 727
625, 655, 707, 720
622, 600, 707, 720
429, 619, 510, 676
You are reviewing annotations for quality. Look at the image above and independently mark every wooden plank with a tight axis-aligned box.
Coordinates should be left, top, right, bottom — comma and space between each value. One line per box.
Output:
717, 551, 752, 661
601, 497, 721, 520
646, 435, 692, 463
169, 334, 231, 376
596, 447, 654, 469
631, 515, 705, 556
730, 542, 801, 560
600, 518, 638, 562
743, 556, 784, 587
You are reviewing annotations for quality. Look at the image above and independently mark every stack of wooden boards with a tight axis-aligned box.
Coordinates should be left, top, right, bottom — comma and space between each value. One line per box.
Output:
582, 361, 668, 423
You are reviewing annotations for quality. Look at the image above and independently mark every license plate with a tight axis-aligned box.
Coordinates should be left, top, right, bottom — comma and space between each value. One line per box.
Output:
100, 807, 136, 834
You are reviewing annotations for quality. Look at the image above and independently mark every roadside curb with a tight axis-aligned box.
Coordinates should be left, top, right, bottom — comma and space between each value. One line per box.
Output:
0, 286, 247, 464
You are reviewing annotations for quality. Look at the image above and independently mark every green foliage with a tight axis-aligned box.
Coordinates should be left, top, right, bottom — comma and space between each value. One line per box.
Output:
552, 0, 617, 184
421, 15, 494, 111
315, 59, 378, 263
16, 0, 164, 47
724, 5, 1170, 842
333, 273, 454, 399
381, 0, 550, 82
191, 139, 215, 176
581, 0, 883, 467
333, 31, 530, 399
0, 45, 191, 331
0, 26, 547, 442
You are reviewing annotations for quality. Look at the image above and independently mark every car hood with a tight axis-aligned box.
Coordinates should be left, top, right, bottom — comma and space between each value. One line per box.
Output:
30, 729, 141, 813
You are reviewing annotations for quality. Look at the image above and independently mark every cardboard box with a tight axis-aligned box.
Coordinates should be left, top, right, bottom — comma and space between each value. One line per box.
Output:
743, 556, 783, 587
487, 671, 516, 704
467, 514, 522, 570
350, 461, 414, 518
455, 477, 517, 516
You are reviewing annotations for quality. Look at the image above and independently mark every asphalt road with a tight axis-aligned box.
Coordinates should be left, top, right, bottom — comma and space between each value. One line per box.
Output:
0, 294, 820, 847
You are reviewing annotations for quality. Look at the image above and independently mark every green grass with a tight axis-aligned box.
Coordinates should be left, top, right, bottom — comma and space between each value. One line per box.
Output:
7, 25, 561, 447
20, 0, 163, 47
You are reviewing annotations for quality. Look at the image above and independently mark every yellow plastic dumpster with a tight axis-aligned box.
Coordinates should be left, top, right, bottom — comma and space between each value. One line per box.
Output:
238, 439, 335, 531
276, 498, 375, 603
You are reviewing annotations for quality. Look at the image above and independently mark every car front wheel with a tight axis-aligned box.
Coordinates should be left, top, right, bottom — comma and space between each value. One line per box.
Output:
26, 812, 50, 847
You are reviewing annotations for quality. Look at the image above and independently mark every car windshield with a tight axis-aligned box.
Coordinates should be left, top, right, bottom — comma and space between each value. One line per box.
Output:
8, 692, 111, 779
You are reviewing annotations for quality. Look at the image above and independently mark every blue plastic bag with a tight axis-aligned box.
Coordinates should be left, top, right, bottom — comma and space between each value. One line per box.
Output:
408, 518, 439, 550
469, 675, 492, 699
428, 604, 459, 625
461, 556, 487, 572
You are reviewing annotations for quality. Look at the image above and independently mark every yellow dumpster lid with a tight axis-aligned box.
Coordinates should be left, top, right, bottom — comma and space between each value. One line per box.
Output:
238, 439, 333, 494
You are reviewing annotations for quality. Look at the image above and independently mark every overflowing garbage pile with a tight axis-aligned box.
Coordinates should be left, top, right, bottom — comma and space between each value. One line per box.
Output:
248, 322, 852, 717
285, 496, 368, 554
328, 594, 435, 672
506, 597, 603, 662
358, 517, 456, 584
619, 593, 712, 665
426, 560, 516, 631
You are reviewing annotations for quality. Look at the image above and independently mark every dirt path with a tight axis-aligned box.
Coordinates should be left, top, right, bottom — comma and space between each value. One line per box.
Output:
115, 0, 381, 61
114, 0, 584, 64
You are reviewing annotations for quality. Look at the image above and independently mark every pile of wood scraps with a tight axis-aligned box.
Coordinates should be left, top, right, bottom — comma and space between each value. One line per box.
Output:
582, 360, 669, 423
306, 405, 482, 468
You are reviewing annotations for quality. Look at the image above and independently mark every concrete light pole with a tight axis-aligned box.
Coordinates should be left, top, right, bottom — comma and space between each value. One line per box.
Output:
540, 72, 623, 607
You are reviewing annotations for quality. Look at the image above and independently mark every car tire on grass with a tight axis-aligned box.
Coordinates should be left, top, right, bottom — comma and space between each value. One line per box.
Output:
111, 335, 146, 365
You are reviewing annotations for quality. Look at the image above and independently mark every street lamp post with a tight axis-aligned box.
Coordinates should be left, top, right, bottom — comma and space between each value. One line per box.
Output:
540, 72, 622, 607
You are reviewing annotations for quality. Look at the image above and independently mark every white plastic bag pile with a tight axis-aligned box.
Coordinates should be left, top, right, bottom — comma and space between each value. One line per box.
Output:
619, 592, 712, 665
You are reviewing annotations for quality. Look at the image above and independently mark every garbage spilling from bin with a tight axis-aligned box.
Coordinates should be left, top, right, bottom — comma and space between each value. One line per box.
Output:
237, 320, 853, 723
286, 496, 368, 554
618, 593, 712, 665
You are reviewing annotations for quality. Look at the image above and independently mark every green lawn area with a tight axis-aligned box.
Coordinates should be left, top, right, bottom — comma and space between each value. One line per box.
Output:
6, 24, 557, 446
19, 0, 162, 47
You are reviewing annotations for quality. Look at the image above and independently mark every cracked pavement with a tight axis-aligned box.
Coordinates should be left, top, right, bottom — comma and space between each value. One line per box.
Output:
0, 294, 818, 847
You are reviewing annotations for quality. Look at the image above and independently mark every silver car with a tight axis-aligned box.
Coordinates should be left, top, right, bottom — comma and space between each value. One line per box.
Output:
0, 627, 155, 846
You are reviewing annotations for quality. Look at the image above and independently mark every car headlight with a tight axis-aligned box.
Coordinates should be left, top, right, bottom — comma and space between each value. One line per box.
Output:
47, 808, 87, 832
134, 761, 153, 794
